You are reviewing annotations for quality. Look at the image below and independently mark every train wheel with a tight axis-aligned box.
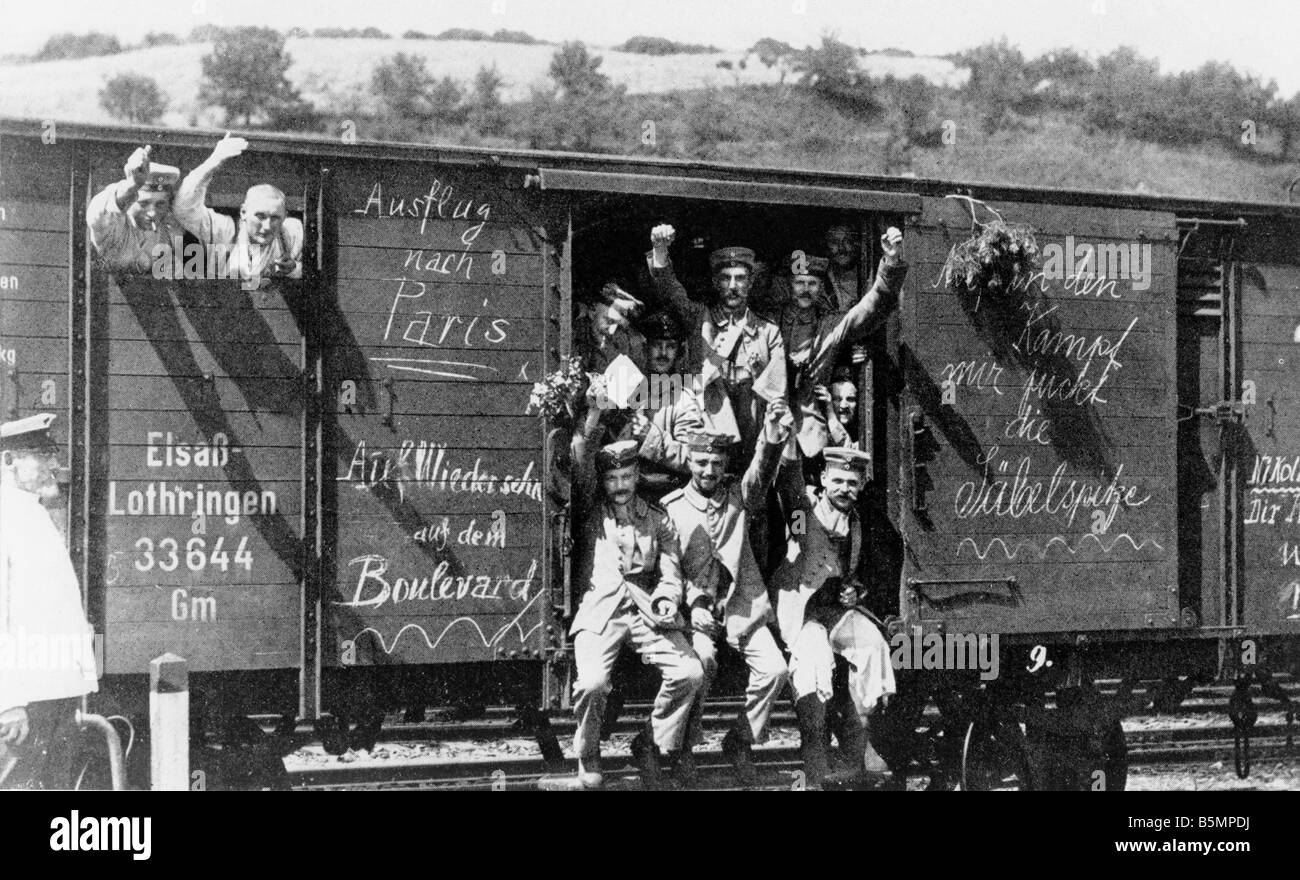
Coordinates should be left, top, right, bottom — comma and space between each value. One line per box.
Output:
960, 719, 1031, 791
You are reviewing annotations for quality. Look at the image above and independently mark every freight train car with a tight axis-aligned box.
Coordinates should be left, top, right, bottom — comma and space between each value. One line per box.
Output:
1, 118, 1298, 789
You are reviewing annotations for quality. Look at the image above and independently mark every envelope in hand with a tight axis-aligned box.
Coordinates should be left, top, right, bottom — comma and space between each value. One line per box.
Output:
602, 354, 646, 410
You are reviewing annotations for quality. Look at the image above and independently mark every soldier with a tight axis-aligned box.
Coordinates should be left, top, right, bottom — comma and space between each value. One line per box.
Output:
772, 447, 896, 789
626, 309, 744, 500
173, 133, 304, 283
661, 403, 791, 786
644, 225, 787, 461
560, 387, 704, 790
86, 144, 183, 275
776, 228, 906, 433
0, 415, 98, 790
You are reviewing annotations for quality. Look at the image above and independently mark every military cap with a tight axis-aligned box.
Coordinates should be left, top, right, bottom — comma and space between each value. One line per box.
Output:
788, 252, 830, 277
139, 163, 181, 193
685, 431, 734, 455
0, 413, 58, 452
709, 246, 756, 274
596, 439, 640, 473
639, 309, 685, 342
823, 446, 870, 473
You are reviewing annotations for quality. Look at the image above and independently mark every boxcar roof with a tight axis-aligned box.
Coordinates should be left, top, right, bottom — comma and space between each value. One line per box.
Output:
2, 115, 1297, 220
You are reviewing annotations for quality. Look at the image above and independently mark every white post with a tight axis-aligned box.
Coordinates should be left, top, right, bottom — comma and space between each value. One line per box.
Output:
150, 653, 189, 791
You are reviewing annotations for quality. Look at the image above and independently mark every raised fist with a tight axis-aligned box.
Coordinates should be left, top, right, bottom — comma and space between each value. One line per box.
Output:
880, 226, 904, 259
124, 145, 152, 186
650, 224, 676, 252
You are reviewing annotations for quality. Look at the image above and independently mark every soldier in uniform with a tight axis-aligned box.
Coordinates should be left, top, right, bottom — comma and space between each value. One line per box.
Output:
772, 446, 896, 788
86, 144, 183, 275
0, 415, 98, 789
643, 225, 787, 461
661, 404, 792, 786
561, 387, 704, 790
626, 309, 746, 500
173, 133, 304, 283
775, 229, 906, 435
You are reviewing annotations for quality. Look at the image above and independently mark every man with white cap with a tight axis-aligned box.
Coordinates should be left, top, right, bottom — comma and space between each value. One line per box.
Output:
0, 414, 98, 789
173, 133, 303, 284
87, 144, 184, 274
556, 383, 703, 790
771, 445, 896, 789
660, 402, 791, 786
644, 226, 786, 462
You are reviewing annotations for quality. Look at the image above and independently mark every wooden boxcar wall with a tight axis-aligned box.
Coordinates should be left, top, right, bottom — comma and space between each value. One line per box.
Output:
0, 132, 561, 680
1233, 217, 1300, 635
900, 196, 1180, 635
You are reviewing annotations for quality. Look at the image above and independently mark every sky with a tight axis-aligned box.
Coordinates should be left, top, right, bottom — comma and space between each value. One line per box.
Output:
3, 0, 1298, 96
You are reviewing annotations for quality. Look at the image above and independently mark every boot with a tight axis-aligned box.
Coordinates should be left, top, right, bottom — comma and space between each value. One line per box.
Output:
722, 727, 758, 788
536, 755, 604, 791
630, 728, 664, 790
793, 694, 832, 788
840, 714, 891, 790
674, 748, 699, 788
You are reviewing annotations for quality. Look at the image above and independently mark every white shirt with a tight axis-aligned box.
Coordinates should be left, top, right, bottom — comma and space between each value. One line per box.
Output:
0, 484, 98, 711
173, 168, 304, 280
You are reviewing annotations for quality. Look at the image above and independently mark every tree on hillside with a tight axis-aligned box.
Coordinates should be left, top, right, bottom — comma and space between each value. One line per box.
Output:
1266, 94, 1300, 161
36, 32, 122, 60
954, 38, 1033, 134
371, 53, 435, 119
199, 27, 308, 126
189, 24, 225, 43
792, 35, 876, 116
469, 65, 507, 135
549, 42, 612, 97
99, 73, 168, 124
1084, 47, 1166, 141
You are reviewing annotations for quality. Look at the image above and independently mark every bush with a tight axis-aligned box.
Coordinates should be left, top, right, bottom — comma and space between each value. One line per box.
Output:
189, 25, 225, 43
141, 32, 181, 48
99, 73, 168, 124
491, 29, 538, 44
750, 37, 794, 68
36, 32, 122, 61
436, 28, 489, 41
617, 36, 718, 55
199, 26, 308, 126
402, 30, 432, 39
470, 65, 508, 135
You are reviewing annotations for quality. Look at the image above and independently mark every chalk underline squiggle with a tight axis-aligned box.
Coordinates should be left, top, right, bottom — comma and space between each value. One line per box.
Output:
957, 533, 1165, 561
347, 589, 545, 655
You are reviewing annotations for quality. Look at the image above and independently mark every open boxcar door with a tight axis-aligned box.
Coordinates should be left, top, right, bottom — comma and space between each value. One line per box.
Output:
899, 195, 1180, 635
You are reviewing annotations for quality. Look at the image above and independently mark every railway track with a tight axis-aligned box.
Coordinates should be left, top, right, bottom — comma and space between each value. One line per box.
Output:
283, 691, 1300, 791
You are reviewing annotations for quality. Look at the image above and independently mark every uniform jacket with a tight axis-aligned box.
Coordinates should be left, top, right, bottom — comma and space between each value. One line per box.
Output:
0, 484, 98, 712
770, 479, 864, 647
568, 420, 686, 637
645, 254, 787, 453
661, 435, 783, 645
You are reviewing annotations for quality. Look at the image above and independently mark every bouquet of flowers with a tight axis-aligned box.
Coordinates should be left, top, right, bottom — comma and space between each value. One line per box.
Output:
940, 196, 1039, 303
526, 355, 589, 424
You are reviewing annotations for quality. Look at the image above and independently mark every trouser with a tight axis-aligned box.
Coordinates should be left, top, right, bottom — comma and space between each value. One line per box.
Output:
0, 697, 80, 790
789, 613, 896, 720
686, 625, 789, 747
572, 611, 704, 759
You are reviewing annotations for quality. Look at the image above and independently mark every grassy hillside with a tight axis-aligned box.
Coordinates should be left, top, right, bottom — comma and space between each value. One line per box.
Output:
0, 37, 963, 127
0, 39, 1295, 203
